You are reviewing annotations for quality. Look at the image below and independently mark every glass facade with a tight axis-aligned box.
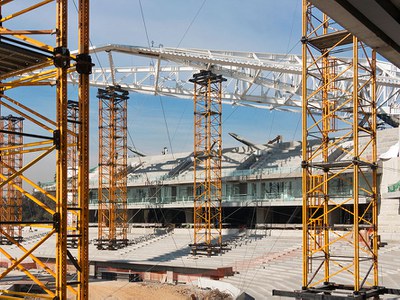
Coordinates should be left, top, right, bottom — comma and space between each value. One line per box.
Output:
88, 172, 375, 206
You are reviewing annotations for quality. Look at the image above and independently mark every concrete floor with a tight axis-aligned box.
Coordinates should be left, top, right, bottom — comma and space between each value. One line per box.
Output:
1, 227, 400, 299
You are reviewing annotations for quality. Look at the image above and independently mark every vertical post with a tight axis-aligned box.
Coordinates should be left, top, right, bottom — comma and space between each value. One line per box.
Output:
55, 0, 68, 297
322, 13, 330, 283
352, 36, 360, 292
190, 70, 225, 255
371, 50, 378, 287
77, 0, 90, 292
301, 0, 309, 287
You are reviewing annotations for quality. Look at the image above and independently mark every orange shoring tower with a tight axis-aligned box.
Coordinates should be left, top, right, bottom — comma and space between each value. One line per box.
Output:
190, 70, 226, 256
0, 1, 91, 299
97, 86, 129, 250
0, 115, 24, 245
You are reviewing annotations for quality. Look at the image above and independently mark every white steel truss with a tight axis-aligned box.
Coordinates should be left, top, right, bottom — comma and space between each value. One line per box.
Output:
67, 45, 400, 118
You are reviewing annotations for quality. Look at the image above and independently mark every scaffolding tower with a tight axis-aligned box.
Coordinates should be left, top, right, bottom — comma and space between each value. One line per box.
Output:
0, 115, 24, 245
97, 86, 129, 250
0, 1, 91, 299
273, 1, 394, 298
189, 70, 226, 256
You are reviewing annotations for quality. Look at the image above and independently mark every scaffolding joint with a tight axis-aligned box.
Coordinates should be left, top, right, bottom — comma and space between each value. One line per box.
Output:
53, 212, 60, 233
53, 129, 60, 150
301, 160, 308, 169
76, 53, 93, 74
53, 47, 70, 69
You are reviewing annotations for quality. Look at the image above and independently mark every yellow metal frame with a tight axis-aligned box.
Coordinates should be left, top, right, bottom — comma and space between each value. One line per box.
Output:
0, 1, 90, 299
191, 71, 224, 255
302, 1, 378, 292
97, 86, 129, 250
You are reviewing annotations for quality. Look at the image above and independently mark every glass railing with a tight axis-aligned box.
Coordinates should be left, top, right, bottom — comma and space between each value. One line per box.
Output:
88, 188, 357, 206
89, 194, 300, 206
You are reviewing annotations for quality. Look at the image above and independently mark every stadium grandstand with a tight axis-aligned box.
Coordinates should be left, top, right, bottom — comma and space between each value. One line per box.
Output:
41, 127, 400, 233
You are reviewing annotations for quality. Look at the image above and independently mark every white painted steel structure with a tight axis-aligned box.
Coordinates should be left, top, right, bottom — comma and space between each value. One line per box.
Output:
69, 45, 400, 116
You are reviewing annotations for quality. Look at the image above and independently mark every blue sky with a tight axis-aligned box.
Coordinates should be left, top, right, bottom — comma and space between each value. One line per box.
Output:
86, 0, 303, 156
5, 0, 303, 183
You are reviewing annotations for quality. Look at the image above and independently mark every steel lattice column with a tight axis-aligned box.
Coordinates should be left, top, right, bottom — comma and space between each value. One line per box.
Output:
0, 116, 24, 245
67, 101, 79, 248
97, 86, 129, 250
301, 0, 378, 294
77, 0, 91, 298
190, 70, 226, 256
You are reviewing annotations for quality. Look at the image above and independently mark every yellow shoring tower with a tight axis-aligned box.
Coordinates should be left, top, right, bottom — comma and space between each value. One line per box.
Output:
190, 70, 226, 256
97, 86, 129, 250
0, 115, 24, 244
300, 2, 378, 295
274, 1, 381, 298
274, 2, 386, 298
0, 1, 91, 299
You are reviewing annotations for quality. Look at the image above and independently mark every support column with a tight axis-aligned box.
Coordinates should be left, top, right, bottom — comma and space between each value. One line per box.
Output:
256, 207, 270, 225
0, 116, 24, 244
189, 70, 226, 256
77, 0, 91, 297
97, 86, 129, 250
299, 0, 378, 295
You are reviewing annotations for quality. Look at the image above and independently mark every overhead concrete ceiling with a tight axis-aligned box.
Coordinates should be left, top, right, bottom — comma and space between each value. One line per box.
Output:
309, 0, 400, 68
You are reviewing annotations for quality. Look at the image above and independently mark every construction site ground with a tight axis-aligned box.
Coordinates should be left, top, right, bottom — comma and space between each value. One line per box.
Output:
88, 280, 232, 300
3, 228, 400, 299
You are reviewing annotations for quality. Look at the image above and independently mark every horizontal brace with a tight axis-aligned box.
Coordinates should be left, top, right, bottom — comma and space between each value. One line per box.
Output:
0, 29, 55, 35
0, 81, 55, 87
67, 207, 82, 211
67, 234, 82, 238
67, 118, 82, 124
0, 1, 14, 6
0, 129, 53, 140
0, 36, 53, 55
0, 221, 54, 225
